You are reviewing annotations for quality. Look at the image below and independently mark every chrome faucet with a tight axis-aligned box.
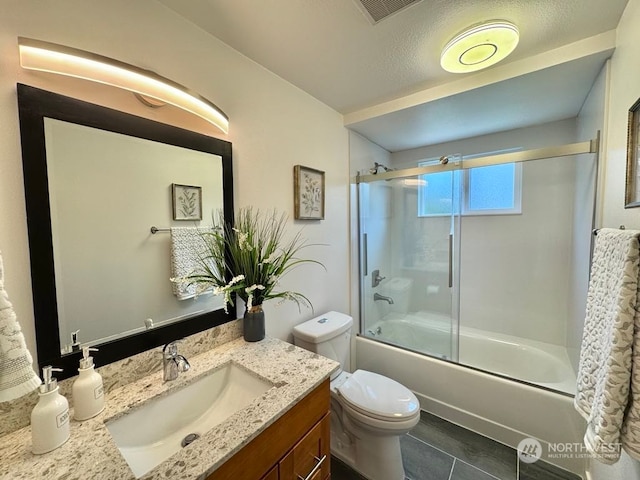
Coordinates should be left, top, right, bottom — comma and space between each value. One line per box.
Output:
367, 326, 383, 336
373, 292, 394, 304
162, 341, 190, 382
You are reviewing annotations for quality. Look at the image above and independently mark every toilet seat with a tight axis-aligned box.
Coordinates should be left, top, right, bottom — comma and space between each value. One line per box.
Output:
336, 370, 419, 423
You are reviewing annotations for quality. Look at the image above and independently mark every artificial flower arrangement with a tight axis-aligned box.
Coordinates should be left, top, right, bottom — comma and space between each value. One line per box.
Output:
174, 207, 323, 339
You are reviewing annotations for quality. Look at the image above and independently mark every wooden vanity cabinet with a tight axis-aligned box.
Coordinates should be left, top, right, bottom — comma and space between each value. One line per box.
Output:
278, 412, 330, 480
261, 465, 279, 480
206, 379, 331, 480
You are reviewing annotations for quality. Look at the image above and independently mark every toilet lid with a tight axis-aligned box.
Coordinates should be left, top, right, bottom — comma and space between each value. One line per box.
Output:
336, 370, 419, 422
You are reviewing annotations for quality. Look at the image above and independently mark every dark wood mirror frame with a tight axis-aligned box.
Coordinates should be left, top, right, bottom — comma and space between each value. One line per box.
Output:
17, 83, 235, 380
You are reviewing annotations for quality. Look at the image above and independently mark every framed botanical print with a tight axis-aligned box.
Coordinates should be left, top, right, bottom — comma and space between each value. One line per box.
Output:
294, 165, 325, 220
172, 183, 202, 220
625, 97, 640, 208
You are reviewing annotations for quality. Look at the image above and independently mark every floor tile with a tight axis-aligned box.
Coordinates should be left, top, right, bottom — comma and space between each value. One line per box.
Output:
451, 459, 500, 480
331, 455, 368, 480
518, 458, 582, 480
409, 411, 517, 480
331, 412, 583, 480
401, 434, 455, 480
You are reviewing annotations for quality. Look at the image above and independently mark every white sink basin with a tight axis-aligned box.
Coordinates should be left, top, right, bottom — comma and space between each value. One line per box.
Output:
106, 362, 273, 478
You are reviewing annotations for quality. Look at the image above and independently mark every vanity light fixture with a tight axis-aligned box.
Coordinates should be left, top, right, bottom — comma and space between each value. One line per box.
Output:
440, 20, 519, 74
18, 37, 229, 134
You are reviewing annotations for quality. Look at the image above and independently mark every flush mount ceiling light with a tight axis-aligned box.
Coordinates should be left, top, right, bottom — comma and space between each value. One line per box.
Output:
18, 37, 229, 134
440, 20, 519, 74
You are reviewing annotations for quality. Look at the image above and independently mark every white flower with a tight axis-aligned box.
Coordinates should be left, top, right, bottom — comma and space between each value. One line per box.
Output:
211, 275, 245, 294
213, 286, 225, 295
233, 228, 253, 251
245, 284, 265, 310
261, 251, 280, 265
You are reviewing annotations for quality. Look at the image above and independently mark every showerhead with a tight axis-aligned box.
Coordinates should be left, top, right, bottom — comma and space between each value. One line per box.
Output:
369, 162, 393, 174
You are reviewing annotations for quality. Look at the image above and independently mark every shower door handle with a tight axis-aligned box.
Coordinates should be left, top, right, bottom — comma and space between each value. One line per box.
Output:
448, 233, 453, 288
363, 233, 368, 276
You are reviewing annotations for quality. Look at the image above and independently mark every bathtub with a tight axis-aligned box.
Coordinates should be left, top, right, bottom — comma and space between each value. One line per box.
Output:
366, 313, 577, 394
357, 313, 587, 475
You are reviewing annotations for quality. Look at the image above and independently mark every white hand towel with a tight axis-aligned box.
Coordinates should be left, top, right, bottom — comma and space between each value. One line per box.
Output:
0, 251, 41, 402
574, 228, 640, 463
622, 262, 640, 460
170, 227, 211, 300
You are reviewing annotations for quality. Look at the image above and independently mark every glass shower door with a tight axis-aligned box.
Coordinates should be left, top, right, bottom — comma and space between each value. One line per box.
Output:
359, 161, 461, 361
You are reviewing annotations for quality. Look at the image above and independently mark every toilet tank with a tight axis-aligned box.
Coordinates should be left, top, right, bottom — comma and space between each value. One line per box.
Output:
292, 311, 353, 378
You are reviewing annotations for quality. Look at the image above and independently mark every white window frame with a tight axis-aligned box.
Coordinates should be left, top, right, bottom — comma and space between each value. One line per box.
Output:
418, 149, 523, 217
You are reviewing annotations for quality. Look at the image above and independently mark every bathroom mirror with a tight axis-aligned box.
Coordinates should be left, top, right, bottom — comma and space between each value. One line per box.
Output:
17, 84, 235, 379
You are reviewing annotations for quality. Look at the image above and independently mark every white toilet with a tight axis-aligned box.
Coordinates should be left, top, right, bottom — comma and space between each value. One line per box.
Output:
292, 311, 420, 480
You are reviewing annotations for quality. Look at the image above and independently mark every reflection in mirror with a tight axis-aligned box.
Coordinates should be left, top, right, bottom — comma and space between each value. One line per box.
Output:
44, 119, 226, 352
17, 84, 234, 379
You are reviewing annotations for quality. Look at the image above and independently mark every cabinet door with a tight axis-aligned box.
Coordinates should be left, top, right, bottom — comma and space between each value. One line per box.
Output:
279, 413, 330, 480
260, 465, 279, 480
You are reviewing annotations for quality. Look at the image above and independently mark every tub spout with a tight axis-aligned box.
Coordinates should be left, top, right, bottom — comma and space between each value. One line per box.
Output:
374, 292, 394, 304
367, 326, 383, 336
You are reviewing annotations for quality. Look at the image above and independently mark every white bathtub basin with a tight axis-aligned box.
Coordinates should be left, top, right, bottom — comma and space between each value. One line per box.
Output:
106, 362, 273, 478
368, 312, 577, 393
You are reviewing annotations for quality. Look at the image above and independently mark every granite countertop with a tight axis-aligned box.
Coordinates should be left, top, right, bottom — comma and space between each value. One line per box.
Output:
0, 337, 338, 480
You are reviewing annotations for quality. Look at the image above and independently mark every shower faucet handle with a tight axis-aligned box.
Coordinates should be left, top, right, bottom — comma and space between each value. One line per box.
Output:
372, 269, 386, 288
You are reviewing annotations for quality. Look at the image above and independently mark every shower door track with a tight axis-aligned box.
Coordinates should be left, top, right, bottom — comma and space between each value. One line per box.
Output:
355, 134, 599, 184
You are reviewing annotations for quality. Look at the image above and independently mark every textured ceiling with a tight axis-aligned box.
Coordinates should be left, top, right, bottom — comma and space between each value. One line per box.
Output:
157, 0, 628, 151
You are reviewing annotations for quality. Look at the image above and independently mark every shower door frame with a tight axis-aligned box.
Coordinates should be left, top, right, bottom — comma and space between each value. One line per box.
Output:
356, 138, 598, 184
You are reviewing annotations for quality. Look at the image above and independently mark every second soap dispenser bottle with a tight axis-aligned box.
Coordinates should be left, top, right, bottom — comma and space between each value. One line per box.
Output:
72, 346, 105, 421
31, 366, 70, 454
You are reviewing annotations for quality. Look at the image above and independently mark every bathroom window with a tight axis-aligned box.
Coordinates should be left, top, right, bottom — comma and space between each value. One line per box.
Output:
417, 150, 522, 217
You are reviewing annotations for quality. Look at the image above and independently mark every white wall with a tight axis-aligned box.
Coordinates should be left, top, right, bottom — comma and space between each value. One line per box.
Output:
389, 119, 581, 346
602, 0, 640, 229
392, 119, 577, 166
566, 62, 609, 374
588, 0, 640, 476
0, 0, 350, 362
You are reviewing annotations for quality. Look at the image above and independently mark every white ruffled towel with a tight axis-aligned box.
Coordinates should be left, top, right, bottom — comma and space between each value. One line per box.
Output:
0, 250, 40, 402
170, 227, 212, 300
574, 228, 640, 463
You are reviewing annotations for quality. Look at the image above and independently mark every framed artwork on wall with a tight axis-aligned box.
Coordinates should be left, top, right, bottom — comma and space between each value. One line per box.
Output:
294, 165, 325, 220
625, 97, 640, 208
172, 183, 202, 220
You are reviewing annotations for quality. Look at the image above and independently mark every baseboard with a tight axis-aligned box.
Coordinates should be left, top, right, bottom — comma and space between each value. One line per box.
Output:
414, 391, 530, 449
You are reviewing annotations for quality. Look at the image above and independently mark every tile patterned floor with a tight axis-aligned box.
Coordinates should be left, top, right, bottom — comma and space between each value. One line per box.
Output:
331, 411, 582, 480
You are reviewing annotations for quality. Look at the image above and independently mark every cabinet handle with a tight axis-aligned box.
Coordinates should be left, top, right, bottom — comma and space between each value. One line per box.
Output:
297, 454, 326, 480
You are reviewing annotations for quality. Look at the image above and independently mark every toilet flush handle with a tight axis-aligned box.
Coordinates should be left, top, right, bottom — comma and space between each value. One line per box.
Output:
297, 454, 326, 480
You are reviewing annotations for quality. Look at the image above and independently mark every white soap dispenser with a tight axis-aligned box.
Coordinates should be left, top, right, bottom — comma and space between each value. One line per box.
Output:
31, 366, 70, 454
72, 346, 105, 421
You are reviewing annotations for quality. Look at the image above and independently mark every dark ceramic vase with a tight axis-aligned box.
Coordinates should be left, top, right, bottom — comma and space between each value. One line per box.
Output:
243, 305, 265, 342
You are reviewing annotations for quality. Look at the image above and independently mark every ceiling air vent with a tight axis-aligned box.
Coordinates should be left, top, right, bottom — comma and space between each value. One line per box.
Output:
354, 0, 423, 24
